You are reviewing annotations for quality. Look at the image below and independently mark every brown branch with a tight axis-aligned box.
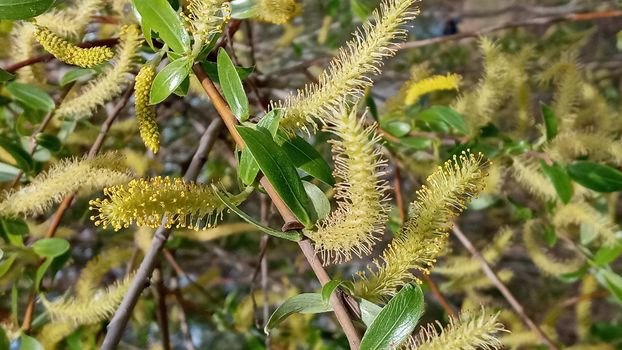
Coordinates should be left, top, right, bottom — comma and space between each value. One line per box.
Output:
20, 84, 134, 332
451, 225, 559, 350
398, 10, 622, 50
191, 63, 362, 349
153, 266, 171, 350
3, 38, 120, 73
101, 118, 225, 350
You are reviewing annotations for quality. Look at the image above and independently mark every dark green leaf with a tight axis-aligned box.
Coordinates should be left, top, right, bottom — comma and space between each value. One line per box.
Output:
0, 0, 54, 20
381, 120, 410, 137
239, 111, 280, 185
0, 138, 33, 172
541, 224, 558, 248
1, 218, 28, 236
366, 92, 378, 121
6, 82, 54, 111
212, 185, 302, 242
321, 280, 344, 303
360, 284, 424, 350
132, 0, 190, 53
0, 68, 15, 82
173, 75, 190, 97
34, 258, 52, 292
60, 68, 96, 86
541, 104, 558, 141
0, 324, 9, 350
36, 133, 62, 152
359, 299, 383, 327
418, 106, 468, 135
0, 255, 17, 278
540, 161, 573, 203
265, 293, 332, 333
276, 132, 335, 186
217, 48, 249, 121
18, 335, 43, 350
237, 126, 313, 227
150, 58, 191, 104
201, 60, 254, 84
592, 241, 622, 266
32, 238, 70, 258
567, 161, 622, 193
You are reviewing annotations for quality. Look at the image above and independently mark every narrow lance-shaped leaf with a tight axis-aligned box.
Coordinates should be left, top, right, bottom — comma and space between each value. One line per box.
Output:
540, 161, 573, 204
238, 110, 280, 185
150, 58, 192, 105
132, 0, 190, 54
275, 131, 335, 186
0, 0, 54, 20
6, 82, 55, 111
265, 293, 333, 333
567, 161, 622, 193
217, 48, 249, 121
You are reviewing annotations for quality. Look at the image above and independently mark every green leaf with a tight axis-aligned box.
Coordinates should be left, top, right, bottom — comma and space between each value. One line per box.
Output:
265, 293, 333, 333
230, 0, 256, 18
1, 218, 29, 236
418, 106, 468, 135
237, 126, 314, 227
201, 60, 254, 84
381, 120, 410, 137
18, 334, 43, 350
0, 138, 33, 172
0, 68, 15, 82
540, 161, 573, 204
541, 104, 558, 141
0, 162, 20, 182
34, 258, 52, 292
217, 48, 249, 121
0, 324, 9, 350
35, 133, 62, 152
238, 111, 280, 185
303, 181, 330, 221
0, 0, 54, 20
0, 255, 17, 278
132, 0, 190, 54
6, 82, 55, 111
32, 238, 70, 258
173, 75, 190, 97
150, 58, 191, 104
592, 241, 622, 266
567, 161, 622, 193
321, 280, 344, 303
360, 284, 424, 350
212, 185, 302, 242
400, 136, 431, 150
359, 299, 383, 327
60, 68, 96, 87
595, 268, 622, 304
276, 132, 335, 186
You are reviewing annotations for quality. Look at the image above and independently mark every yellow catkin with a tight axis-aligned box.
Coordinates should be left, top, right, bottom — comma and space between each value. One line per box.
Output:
55, 25, 142, 119
34, 26, 114, 68
89, 176, 233, 231
183, 0, 232, 40
523, 220, 584, 276
277, 0, 419, 132
36, 0, 106, 39
355, 152, 489, 301
539, 52, 582, 132
383, 63, 431, 115
41, 274, 134, 325
545, 131, 622, 166
305, 106, 388, 264
0, 153, 131, 218
75, 247, 134, 299
406, 309, 506, 350
553, 202, 618, 245
134, 64, 160, 153
255, 0, 301, 24
510, 156, 558, 202
10, 23, 44, 84
37, 322, 76, 350
576, 275, 598, 340
404, 73, 461, 105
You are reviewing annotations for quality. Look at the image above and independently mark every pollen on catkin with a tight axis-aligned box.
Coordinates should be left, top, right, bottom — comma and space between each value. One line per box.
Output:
183, 0, 232, 40
55, 25, 142, 120
404, 73, 461, 105
254, 0, 301, 24
277, 0, 419, 133
355, 152, 489, 301
34, 26, 114, 68
406, 309, 507, 350
89, 176, 229, 231
135, 64, 160, 153
36, 0, 106, 39
0, 153, 131, 218
304, 106, 389, 264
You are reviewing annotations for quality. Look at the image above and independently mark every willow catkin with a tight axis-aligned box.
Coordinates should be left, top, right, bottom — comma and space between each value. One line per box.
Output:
134, 64, 160, 153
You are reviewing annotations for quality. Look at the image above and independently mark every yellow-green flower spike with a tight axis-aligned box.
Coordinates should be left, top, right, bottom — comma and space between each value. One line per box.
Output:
255, 0, 301, 24
134, 64, 160, 153
404, 73, 461, 105
34, 26, 114, 68
355, 152, 489, 301
89, 176, 228, 231
183, 0, 232, 39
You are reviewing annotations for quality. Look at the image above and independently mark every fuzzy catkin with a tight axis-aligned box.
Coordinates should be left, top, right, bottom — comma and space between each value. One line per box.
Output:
404, 73, 461, 105
134, 64, 160, 153
523, 220, 584, 276
34, 26, 114, 68
304, 106, 388, 264
255, 0, 301, 24
356, 152, 489, 300
55, 25, 142, 119
0, 153, 131, 218
278, 0, 419, 132
89, 176, 229, 231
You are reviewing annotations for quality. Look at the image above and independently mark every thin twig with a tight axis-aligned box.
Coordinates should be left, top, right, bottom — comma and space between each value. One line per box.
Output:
153, 266, 171, 350
169, 277, 197, 350
398, 10, 622, 50
451, 225, 559, 350
20, 84, 134, 332
101, 118, 225, 350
